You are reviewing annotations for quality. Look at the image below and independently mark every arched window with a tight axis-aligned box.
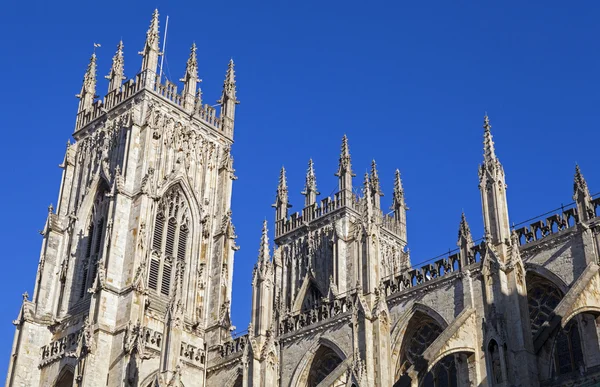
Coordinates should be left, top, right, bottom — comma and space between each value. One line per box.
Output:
307, 346, 343, 386
551, 320, 584, 376
149, 186, 189, 297
526, 274, 563, 338
80, 185, 109, 299
394, 312, 460, 387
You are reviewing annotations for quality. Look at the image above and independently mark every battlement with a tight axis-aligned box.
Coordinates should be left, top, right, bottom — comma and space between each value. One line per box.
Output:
74, 10, 237, 138
75, 70, 223, 132
275, 191, 404, 238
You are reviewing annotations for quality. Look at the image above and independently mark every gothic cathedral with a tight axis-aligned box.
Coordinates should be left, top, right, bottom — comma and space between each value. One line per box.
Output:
7, 10, 600, 387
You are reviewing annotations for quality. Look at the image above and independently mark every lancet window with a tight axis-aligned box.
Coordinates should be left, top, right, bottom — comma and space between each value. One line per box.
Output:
149, 186, 190, 297
79, 186, 109, 299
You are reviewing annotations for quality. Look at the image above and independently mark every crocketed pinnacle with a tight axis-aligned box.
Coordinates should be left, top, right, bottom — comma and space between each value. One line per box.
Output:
370, 159, 382, 196
183, 43, 198, 81
393, 169, 404, 205
77, 52, 97, 110
139, 9, 160, 72
483, 115, 497, 165
302, 159, 319, 200
335, 135, 354, 177
258, 220, 270, 267
106, 41, 125, 92
277, 166, 288, 197
146, 9, 160, 52
219, 58, 238, 103
458, 212, 473, 245
574, 164, 590, 196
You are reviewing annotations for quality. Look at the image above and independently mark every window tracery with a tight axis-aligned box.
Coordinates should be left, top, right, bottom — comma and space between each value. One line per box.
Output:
551, 320, 584, 376
526, 274, 563, 338
80, 186, 109, 299
149, 186, 190, 297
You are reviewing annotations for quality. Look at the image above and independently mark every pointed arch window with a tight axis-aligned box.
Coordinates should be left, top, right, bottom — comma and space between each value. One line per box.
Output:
149, 186, 190, 298
79, 187, 109, 299
308, 346, 343, 387
552, 320, 584, 376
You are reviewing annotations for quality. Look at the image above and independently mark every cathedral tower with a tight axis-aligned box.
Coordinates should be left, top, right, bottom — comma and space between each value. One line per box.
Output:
7, 10, 238, 387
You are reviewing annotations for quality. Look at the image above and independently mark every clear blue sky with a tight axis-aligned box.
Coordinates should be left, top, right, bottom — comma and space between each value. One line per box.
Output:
1, 0, 599, 377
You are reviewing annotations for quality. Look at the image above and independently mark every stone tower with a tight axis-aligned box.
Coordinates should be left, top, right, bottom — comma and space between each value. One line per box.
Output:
8, 9, 600, 387
7, 10, 239, 387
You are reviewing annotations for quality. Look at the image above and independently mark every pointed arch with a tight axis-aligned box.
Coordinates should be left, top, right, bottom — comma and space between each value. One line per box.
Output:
149, 183, 192, 299
391, 304, 460, 386
391, 303, 448, 380
289, 337, 348, 387
307, 346, 344, 386
526, 271, 565, 339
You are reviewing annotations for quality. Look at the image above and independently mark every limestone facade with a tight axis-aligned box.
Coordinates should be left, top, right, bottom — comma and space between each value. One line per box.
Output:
6, 9, 600, 387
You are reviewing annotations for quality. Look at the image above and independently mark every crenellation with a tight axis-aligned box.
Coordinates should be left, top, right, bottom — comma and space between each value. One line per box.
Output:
8, 9, 600, 387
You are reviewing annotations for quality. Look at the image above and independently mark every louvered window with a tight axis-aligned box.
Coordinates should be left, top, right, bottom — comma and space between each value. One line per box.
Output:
148, 259, 160, 290
177, 226, 188, 261
94, 219, 104, 255
161, 264, 172, 296
152, 214, 164, 251
148, 187, 190, 298
165, 219, 176, 257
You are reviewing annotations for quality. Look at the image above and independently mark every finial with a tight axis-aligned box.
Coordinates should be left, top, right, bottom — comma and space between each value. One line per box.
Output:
181, 43, 198, 82
574, 164, 590, 195
139, 9, 161, 73
106, 41, 125, 92
278, 166, 288, 192
302, 159, 320, 205
482, 114, 497, 164
393, 169, 404, 199
258, 220, 270, 266
76, 52, 98, 111
219, 58, 238, 104
22, 292, 29, 302
458, 212, 473, 244
48, 203, 54, 214
370, 159, 382, 197
335, 135, 354, 177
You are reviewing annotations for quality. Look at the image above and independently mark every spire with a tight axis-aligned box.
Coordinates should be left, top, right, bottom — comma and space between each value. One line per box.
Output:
483, 114, 497, 165
363, 172, 374, 220
370, 159, 383, 208
181, 43, 199, 111
458, 212, 473, 245
392, 169, 405, 210
272, 167, 291, 221
139, 9, 160, 75
106, 41, 125, 92
392, 169, 408, 241
478, 114, 511, 249
219, 59, 239, 135
257, 220, 270, 271
219, 58, 239, 104
574, 164, 590, 197
573, 165, 594, 221
76, 52, 98, 112
302, 159, 320, 207
335, 135, 355, 201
